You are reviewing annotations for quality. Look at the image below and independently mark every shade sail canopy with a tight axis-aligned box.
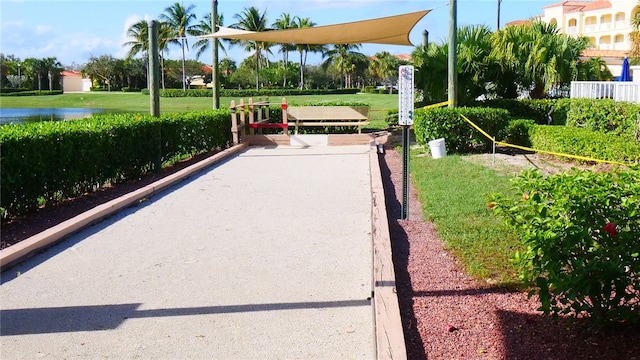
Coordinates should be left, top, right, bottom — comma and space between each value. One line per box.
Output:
201, 9, 431, 46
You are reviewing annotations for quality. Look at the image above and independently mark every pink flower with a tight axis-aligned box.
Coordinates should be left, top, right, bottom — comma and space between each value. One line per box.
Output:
603, 222, 617, 237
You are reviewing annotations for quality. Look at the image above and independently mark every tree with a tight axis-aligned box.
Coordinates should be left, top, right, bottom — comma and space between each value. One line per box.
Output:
291, 16, 323, 89
322, 43, 362, 88
192, 12, 228, 60
83, 55, 119, 91
231, 6, 270, 90
491, 21, 593, 98
369, 52, 399, 93
160, 2, 198, 91
412, 43, 448, 102
272, 13, 296, 88
123, 20, 151, 60
631, 1, 640, 59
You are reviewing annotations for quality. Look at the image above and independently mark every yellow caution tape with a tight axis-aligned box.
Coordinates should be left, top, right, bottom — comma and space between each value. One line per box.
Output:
421, 100, 453, 110
457, 114, 631, 166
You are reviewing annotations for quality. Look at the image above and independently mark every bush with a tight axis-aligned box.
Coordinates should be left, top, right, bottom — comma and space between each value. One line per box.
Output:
0, 110, 232, 217
0, 90, 63, 97
363, 86, 376, 94
490, 167, 640, 325
504, 119, 536, 147
413, 107, 511, 153
473, 98, 571, 125
140, 88, 362, 97
566, 98, 640, 139
530, 125, 640, 164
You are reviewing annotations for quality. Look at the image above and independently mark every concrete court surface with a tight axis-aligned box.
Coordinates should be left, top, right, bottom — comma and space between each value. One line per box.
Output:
0, 145, 376, 359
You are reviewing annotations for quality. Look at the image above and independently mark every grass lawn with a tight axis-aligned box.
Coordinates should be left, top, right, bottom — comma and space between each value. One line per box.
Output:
0, 92, 397, 130
410, 151, 522, 286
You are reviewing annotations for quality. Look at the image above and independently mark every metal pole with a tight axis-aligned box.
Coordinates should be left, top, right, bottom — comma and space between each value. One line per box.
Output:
212, 0, 220, 109
401, 125, 410, 219
448, 0, 458, 108
149, 21, 160, 117
497, 0, 502, 30
422, 29, 429, 47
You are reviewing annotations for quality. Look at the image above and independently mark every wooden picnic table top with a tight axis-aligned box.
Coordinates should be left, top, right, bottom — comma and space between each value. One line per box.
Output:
287, 106, 368, 121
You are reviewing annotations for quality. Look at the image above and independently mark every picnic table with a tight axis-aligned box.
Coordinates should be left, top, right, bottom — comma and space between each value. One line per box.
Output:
286, 106, 370, 134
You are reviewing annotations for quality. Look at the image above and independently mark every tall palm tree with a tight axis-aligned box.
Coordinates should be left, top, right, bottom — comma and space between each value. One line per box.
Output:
272, 13, 296, 88
291, 16, 319, 89
192, 13, 228, 60
322, 43, 362, 88
160, 2, 198, 91
123, 20, 150, 60
231, 6, 269, 90
369, 51, 398, 93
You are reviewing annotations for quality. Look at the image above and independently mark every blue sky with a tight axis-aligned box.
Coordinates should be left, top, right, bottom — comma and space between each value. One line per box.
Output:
0, 0, 559, 68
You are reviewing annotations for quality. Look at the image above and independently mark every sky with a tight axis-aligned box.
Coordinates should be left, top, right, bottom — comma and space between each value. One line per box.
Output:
0, 0, 561, 68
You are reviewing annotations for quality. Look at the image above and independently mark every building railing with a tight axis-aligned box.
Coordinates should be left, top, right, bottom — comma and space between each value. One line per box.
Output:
570, 81, 640, 103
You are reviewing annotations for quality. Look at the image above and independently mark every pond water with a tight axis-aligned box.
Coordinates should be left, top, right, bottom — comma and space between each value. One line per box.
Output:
0, 108, 105, 125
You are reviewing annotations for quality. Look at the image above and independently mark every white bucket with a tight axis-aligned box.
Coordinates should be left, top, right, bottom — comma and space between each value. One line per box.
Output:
428, 138, 447, 159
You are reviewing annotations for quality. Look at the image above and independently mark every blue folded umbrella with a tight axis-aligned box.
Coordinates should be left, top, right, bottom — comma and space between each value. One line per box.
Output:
619, 57, 631, 82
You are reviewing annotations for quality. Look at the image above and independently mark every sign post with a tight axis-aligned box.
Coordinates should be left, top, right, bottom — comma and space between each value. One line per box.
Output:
398, 65, 414, 220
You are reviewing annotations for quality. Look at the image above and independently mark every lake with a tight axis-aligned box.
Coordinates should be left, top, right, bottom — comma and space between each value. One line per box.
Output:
0, 108, 105, 125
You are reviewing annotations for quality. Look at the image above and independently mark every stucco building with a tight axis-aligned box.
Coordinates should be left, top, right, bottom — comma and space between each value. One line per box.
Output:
538, 0, 639, 78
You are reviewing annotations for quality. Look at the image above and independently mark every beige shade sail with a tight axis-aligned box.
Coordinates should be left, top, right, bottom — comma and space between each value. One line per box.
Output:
201, 9, 431, 46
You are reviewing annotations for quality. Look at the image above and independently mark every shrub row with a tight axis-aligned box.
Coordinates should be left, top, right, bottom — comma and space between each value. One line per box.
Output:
0, 90, 63, 97
529, 125, 640, 164
490, 167, 640, 325
141, 88, 362, 98
413, 107, 511, 153
0, 110, 232, 217
566, 98, 640, 139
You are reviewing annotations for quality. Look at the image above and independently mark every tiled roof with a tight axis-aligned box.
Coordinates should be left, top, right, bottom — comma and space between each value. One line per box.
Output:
543, 1, 590, 10
506, 19, 532, 27
581, 49, 629, 58
60, 70, 82, 77
581, 0, 611, 12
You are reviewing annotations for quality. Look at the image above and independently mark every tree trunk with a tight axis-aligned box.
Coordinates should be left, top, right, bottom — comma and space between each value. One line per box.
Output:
181, 38, 187, 92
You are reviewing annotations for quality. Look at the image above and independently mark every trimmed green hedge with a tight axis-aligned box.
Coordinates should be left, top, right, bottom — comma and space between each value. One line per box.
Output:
141, 88, 362, 97
0, 90, 63, 97
413, 107, 511, 153
1, 110, 232, 217
530, 125, 640, 164
472, 98, 571, 126
566, 98, 640, 139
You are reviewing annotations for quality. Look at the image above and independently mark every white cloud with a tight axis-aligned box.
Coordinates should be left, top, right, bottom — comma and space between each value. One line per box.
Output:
34, 25, 52, 35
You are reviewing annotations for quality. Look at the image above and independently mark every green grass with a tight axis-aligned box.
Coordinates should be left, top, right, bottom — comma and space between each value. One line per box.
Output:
0, 92, 397, 130
410, 151, 522, 286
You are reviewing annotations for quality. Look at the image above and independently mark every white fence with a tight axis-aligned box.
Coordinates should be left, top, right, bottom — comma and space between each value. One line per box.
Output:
570, 81, 640, 103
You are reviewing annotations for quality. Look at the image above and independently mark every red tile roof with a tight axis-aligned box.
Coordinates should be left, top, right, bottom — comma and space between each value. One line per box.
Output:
581, 0, 611, 12
506, 19, 532, 27
543, 1, 590, 10
581, 49, 629, 58
60, 70, 82, 77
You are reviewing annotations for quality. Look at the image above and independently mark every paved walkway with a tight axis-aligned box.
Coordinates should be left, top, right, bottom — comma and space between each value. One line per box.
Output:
1, 145, 378, 359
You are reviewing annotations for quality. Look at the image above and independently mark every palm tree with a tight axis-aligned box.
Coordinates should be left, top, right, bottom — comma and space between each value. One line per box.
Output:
412, 43, 448, 102
192, 13, 228, 60
631, 1, 640, 58
272, 13, 296, 88
160, 2, 198, 91
123, 20, 150, 60
491, 21, 593, 98
291, 16, 319, 89
322, 43, 362, 88
231, 6, 270, 90
369, 51, 398, 94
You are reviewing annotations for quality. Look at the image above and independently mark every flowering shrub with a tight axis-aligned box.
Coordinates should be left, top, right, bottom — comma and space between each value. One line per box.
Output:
490, 167, 640, 325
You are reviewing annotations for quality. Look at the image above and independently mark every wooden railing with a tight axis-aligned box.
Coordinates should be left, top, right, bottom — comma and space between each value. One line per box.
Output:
570, 81, 640, 103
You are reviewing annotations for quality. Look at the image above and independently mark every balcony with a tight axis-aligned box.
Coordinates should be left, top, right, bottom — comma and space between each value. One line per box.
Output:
614, 20, 627, 29
584, 24, 597, 33
567, 26, 578, 34
571, 81, 640, 103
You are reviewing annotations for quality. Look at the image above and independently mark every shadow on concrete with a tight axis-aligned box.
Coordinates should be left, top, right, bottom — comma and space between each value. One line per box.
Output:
1, 299, 371, 336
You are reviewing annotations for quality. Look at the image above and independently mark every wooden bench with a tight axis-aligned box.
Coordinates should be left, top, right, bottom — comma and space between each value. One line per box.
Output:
286, 106, 370, 134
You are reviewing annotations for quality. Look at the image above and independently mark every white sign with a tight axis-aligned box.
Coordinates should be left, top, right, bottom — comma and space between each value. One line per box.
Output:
398, 65, 414, 126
